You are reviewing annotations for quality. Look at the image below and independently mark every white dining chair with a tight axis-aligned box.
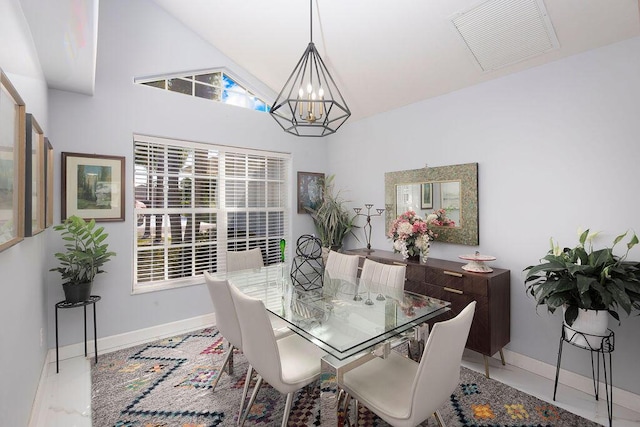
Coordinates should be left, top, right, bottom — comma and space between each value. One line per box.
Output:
324, 250, 360, 280
227, 247, 264, 272
202, 272, 290, 421
229, 282, 327, 427
339, 301, 476, 427
360, 258, 406, 290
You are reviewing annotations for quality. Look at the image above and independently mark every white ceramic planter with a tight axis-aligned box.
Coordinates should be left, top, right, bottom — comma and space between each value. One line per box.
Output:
563, 306, 609, 349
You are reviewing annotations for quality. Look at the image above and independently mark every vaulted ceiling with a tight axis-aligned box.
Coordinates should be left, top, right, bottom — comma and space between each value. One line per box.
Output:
14, 0, 640, 123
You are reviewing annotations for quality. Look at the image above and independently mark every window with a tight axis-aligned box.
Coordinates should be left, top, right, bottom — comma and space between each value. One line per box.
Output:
134, 135, 289, 293
136, 70, 270, 112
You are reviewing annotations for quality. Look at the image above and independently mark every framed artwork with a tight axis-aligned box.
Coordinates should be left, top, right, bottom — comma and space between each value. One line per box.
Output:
0, 69, 26, 253
45, 138, 54, 228
25, 114, 45, 236
420, 183, 433, 209
297, 171, 324, 214
62, 152, 125, 221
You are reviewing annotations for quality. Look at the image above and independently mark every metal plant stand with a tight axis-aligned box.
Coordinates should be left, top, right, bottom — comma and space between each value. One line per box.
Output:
55, 295, 101, 373
553, 324, 614, 427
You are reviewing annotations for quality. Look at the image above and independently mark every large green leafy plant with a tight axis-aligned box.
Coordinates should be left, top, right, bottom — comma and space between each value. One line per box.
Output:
51, 215, 116, 285
305, 175, 358, 249
524, 229, 640, 326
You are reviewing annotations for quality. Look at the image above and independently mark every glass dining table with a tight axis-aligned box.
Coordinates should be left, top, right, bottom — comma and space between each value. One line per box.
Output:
209, 263, 450, 426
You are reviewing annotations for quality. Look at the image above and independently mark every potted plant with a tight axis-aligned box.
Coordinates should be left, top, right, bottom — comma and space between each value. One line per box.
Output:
524, 228, 640, 345
305, 175, 358, 251
51, 215, 116, 303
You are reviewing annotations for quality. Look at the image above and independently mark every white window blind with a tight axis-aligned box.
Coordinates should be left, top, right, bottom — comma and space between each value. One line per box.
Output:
133, 135, 289, 292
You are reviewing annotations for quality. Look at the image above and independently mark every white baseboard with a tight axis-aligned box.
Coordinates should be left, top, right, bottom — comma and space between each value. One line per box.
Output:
499, 348, 640, 413
48, 313, 216, 364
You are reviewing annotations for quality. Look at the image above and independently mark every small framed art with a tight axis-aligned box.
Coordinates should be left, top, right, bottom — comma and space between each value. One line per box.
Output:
297, 171, 324, 214
420, 183, 433, 209
62, 152, 125, 221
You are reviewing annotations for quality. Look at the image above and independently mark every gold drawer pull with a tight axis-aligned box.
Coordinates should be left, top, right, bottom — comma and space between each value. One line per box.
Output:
393, 262, 406, 266
444, 287, 463, 295
444, 270, 463, 278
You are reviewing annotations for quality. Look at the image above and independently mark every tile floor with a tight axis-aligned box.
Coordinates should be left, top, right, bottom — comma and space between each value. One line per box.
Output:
30, 348, 640, 426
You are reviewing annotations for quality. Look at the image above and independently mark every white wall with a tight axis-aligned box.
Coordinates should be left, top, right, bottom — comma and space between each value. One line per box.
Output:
0, 1, 50, 426
47, 0, 327, 346
329, 36, 640, 395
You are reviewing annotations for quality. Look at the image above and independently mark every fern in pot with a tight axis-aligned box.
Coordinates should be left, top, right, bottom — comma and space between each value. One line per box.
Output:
524, 228, 640, 346
51, 216, 116, 303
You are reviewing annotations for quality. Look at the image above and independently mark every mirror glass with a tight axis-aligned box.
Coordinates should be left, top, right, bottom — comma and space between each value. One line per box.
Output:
385, 163, 478, 246
395, 181, 461, 225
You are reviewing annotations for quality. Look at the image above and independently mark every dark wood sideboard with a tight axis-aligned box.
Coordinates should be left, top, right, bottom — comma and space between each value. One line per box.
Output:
346, 249, 511, 377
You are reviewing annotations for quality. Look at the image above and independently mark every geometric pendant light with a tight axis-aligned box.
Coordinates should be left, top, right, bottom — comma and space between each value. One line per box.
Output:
270, 0, 351, 137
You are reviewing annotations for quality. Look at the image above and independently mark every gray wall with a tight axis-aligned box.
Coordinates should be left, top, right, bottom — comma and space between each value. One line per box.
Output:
329, 36, 640, 395
0, 1, 50, 425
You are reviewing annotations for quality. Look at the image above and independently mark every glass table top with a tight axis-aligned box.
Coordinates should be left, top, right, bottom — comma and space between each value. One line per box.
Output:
210, 263, 450, 360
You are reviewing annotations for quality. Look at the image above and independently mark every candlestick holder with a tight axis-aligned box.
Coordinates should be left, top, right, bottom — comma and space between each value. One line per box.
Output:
354, 204, 385, 253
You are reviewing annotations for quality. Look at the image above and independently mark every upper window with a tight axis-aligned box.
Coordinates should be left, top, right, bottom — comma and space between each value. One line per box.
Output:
136, 70, 270, 112
133, 134, 289, 294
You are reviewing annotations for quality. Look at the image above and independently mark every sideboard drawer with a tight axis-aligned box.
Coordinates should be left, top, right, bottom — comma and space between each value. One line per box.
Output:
425, 268, 488, 297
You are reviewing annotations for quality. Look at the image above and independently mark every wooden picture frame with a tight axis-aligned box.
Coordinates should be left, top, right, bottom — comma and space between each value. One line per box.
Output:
25, 114, 45, 236
45, 138, 54, 228
0, 69, 26, 252
62, 152, 125, 221
420, 183, 433, 209
297, 171, 324, 214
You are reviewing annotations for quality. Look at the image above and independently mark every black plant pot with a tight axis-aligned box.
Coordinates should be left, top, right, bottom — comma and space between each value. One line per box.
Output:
62, 281, 93, 303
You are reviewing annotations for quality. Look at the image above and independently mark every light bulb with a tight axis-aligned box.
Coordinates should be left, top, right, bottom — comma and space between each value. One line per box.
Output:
307, 83, 312, 94
318, 87, 324, 98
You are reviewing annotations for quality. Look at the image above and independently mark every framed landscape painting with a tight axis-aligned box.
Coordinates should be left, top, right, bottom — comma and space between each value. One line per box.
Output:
25, 114, 45, 236
297, 171, 324, 214
45, 138, 54, 228
0, 69, 26, 252
62, 152, 125, 221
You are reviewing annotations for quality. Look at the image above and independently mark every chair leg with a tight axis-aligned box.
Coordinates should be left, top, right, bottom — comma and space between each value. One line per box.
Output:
342, 393, 353, 427
434, 409, 447, 427
211, 345, 234, 393
353, 398, 360, 426
238, 365, 253, 424
238, 375, 263, 427
281, 392, 294, 427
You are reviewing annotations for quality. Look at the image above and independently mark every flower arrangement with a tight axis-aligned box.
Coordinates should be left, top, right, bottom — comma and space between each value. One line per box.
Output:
388, 211, 437, 260
430, 208, 455, 227
524, 228, 640, 325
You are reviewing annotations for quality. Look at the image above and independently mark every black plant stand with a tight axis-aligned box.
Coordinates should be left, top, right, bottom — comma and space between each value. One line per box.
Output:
553, 324, 614, 427
55, 295, 101, 373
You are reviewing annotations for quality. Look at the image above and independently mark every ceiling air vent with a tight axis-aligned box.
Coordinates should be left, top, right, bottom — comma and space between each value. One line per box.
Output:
452, 0, 559, 72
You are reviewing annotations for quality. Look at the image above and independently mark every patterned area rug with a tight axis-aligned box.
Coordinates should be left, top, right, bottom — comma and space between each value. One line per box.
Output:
91, 327, 599, 427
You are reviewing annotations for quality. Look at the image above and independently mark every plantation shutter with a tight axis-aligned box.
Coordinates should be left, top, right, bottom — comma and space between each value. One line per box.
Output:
134, 135, 290, 292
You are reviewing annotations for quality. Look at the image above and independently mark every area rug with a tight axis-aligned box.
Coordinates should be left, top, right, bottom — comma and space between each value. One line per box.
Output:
91, 327, 599, 427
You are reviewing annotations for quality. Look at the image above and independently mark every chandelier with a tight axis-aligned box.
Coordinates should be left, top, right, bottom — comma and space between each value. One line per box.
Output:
270, 0, 351, 137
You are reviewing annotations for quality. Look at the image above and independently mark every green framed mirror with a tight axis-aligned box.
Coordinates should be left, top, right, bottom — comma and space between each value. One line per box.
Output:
384, 163, 479, 246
